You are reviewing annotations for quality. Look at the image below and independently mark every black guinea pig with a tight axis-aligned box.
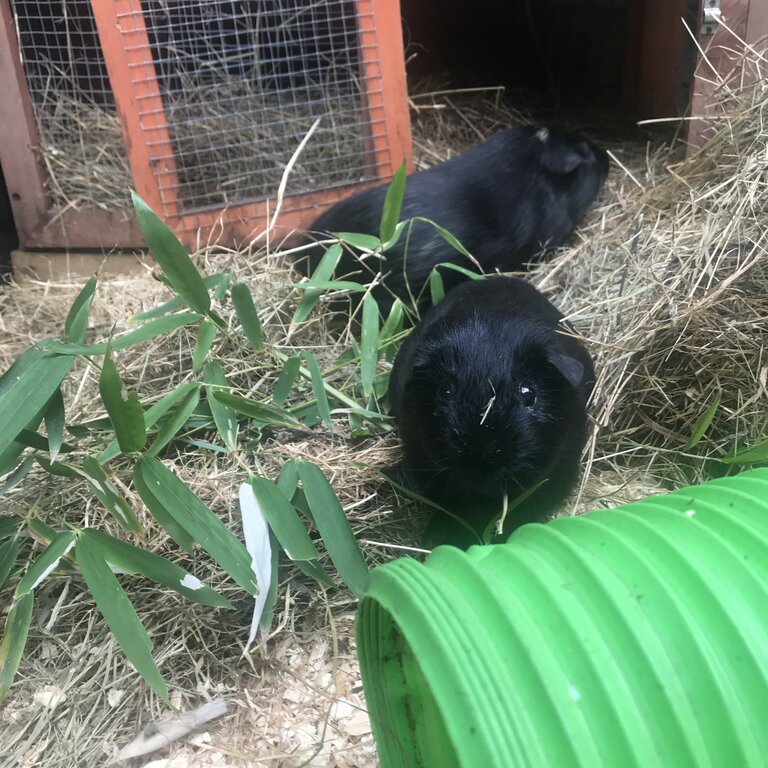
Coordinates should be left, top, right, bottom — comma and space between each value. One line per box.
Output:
388, 275, 595, 548
298, 124, 609, 318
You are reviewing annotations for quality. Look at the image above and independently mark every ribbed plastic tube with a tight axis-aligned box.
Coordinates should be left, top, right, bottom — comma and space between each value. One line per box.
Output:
356, 469, 768, 767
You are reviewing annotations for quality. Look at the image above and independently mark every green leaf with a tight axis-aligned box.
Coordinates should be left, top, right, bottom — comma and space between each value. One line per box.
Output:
722, 441, 768, 465
35, 456, 82, 478
360, 294, 380, 400
44, 389, 66, 462
204, 363, 238, 451
99, 354, 147, 454
0, 344, 75, 457
258, 531, 280, 632
134, 457, 258, 595
292, 243, 343, 325
98, 382, 200, 464
249, 477, 320, 561
192, 319, 217, 372
380, 299, 405, 362
76, 532, 168, 701
213, 391, 301, 430
292, 280, 368, 293
132, 463, 195, 552
0, 458, 35, 495
297, 461, 368, 597
0, 593, 33, 704
414, 217, 473, 258
336, 233, 382, 251
303, 352, 332, 429
434, 261, 484, 280
379, 161, 407, 242
64, 275, 97, 343
48, 313, 203, 356
131, 191, 210, 316
429, 269, 445, 306
146, 386, 201, 458
82, 456, 142, 533
273, 356, 301, 406
231, 283, 264, 350
684, 393, 721, 450
0, 518, 20, 540
131, 273, 230, 321
212, 272, 232, 301
295, 558, 335, 587
82, 529, 231, 608
0, 537, 21, 590
277, 459, 300, 497
15, 531, 76, 597
14, 429, 74, 455
381, 220, 408, 251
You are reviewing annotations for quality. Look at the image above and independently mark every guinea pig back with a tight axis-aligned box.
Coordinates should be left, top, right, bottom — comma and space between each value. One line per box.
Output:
296, 124, 609, 317
388, 276, 595, 543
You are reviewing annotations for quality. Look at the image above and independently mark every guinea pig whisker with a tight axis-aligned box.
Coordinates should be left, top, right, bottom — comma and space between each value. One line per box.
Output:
479, 379, 497, 425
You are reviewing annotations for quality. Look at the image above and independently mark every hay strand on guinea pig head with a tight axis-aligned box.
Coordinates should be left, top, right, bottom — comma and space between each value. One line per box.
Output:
532, 42, 768, 497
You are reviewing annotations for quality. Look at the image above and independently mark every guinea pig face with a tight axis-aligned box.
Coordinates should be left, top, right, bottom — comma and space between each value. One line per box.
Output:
527, 125, 610, 217
403, 319, 585, 500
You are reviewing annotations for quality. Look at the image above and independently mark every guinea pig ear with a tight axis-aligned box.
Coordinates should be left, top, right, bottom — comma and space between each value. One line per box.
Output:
540, 139, 591, 175
546, 348, 584, 388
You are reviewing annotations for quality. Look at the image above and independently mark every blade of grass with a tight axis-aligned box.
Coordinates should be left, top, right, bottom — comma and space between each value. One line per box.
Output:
684, 392, 721, 450
722, 441, 768, 465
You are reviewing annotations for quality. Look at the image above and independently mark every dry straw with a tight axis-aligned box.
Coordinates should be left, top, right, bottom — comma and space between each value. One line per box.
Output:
2, 42, 768, 768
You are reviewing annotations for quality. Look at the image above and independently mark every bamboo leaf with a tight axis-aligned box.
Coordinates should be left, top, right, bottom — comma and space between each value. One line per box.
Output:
146, 386, 201, 457
429, 268, 445, 306
273, 356, 301, 406
192, 319, 217, 372
99, 354, 147, 454
434, 261, 484, 280
204, 362, 238, 451
44, 389, 66, 462
0, 458, 35, 495
277, 459, 300, 497
0, 593, 34, 704
82, 529, 231, 608
0, 518, 20, 540
259, 531, 280, 634
414, 216, 473, 258
48, 313, 203, 356
82, 456, 142, 533
64, 275, 97, 343
98, 382, 200, 464
292, 280, 368, 292
130, 273, 230, 321
297, 461, 368, 597
132, 463, 195, 552
135, 458, 258, 595
722, 441, 768, 465
684, 392, 721, 450
213, 391, 301, 429
295, 558, 335, 587
15, 531, 77, 597
379, 161, 407, 242
0, 537, 21, 591
0, 344, 75, 457
249, 477, 320, 561
131, 191, 210, 316
231, 283, 264, 350
292, 243, 343, 325
335, 233, 381, 251
360, 294, 380, 399
303, 352, 332, 429
76, 532, 169, 701
380, 299, 405, 362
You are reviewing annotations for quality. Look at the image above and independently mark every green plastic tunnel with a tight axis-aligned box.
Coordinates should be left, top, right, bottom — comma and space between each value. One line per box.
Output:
356, 468, 768, 767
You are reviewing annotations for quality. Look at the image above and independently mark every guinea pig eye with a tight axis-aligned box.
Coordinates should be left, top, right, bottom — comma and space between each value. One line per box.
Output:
518, 384, 537, 408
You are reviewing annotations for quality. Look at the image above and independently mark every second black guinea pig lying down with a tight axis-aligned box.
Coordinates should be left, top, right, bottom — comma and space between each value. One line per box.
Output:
298, 124, 609, 318
388, 275, 595, 549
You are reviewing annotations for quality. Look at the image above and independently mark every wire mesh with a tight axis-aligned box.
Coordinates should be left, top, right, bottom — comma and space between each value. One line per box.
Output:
131, 0, 382, 212
10, 1, 133, 212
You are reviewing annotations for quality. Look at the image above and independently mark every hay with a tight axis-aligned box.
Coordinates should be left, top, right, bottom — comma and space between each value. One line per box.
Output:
3, 41, 768, 767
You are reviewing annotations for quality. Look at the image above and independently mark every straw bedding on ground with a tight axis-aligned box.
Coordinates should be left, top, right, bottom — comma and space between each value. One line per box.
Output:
2, 44, 768, 768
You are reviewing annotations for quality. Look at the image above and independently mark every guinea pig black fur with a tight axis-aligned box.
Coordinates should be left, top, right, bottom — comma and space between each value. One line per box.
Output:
298, 124, 609, 318
388, 275, 595, 548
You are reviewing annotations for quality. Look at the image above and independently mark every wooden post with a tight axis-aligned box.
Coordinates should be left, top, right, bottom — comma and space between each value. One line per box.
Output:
0, 0, 49, 246
90, 0, 182, 219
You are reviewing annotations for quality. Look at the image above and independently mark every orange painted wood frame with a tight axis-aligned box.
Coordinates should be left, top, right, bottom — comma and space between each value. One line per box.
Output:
93, 0, 413, 250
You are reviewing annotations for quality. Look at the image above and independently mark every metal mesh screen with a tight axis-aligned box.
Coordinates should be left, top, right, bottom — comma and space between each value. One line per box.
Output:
10, 1, 133, 211
134, 0, 379, 212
